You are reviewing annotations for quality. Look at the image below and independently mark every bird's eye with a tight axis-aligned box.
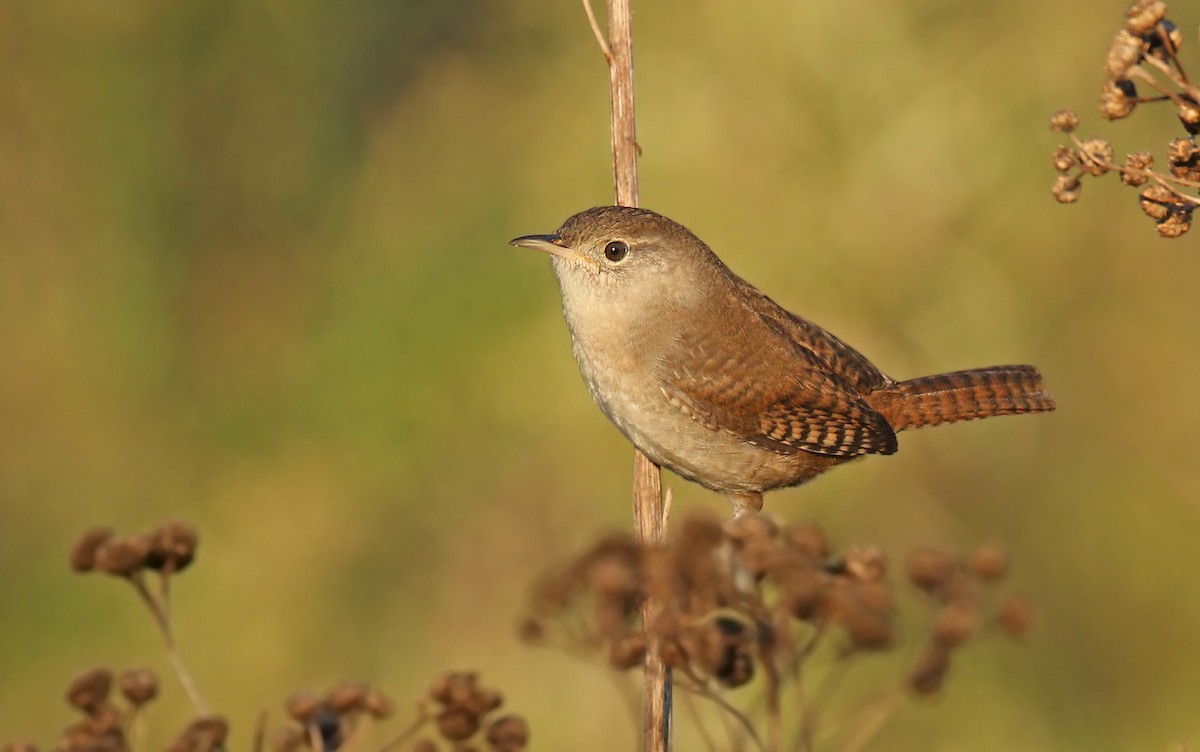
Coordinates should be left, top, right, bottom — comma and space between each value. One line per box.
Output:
604, 240, 629, 262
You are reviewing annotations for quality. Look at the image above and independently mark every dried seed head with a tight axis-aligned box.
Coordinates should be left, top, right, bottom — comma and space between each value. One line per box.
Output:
932, 603, 978, 648
284, 689, 323, 724
1178, 100, 1200, 136
1052, 174, 1083, 204
696, 617, 756, 688
69, 528, 115, 573
146, 521, 198, 573
1099, 79, 1137, 121
485, 716, 529, 752
363, 688, 396, 720
998, 594, 1035, 638
1121, 152, 1154, 185
168, 716, 229, 752
1078, 138, 1114, 176
1167, 137, 1198, 165
67, 667, 113, 713
1105, 28, 1145, 80
843, 545, 887, 582
906, 547, 954, 592
437, 707, 480, 742
1139, 184, 1175, 219
783, 521, 829, 561
909, 645, 952, 695
326, 681, 368, 714
94, 536, 152, 578
430, 672, 479, 707
117, 668, 158, 706
461, 686, 504, 718
831, 581, 894, 650
1049, 110, 1080, 133
1157, 210, 1193, 238
609, 633, 647, 670
1051, 145, 1079, 173
967, 542, 1009, 581
1125, 0, 1167, 35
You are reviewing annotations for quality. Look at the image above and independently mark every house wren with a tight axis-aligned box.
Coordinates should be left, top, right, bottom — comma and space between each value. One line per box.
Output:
511, 206, 1055, 515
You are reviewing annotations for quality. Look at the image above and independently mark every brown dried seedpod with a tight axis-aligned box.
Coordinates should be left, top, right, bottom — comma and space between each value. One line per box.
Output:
906, 547, 954, 593
1099, 78, 1137, 121
485, 715, 529, 752
166, 716, 229, 752
1139, 184, 1175, 219
1156, 208, 1193, 238
94, 536, 152, 578
830, 580, 894, 650
1121, 152, 1154, 185
843, 545, 887, 582
436, 707, 480, 743
146, 521, 199, 573
284, 689, 323, 724
363, 688, 396, 720
1105, 28, 1145, 80
997, 594, 1035, 638
1052, 174, 1083, 204
69, 527, 115, 573
67, 667, 114, 713
429, 672, 487, 710
932, 603, 979, 649
1078, 138, 1115, 176
461, 685, 504, 718
117, 668, 158, 706
967, 542, 1009, 581
1124, 0, 1167, 35
326, 681, 368, 714
695, 617, 756, 688
1051, 145, 1079, 173
1049, 109, 1080, 133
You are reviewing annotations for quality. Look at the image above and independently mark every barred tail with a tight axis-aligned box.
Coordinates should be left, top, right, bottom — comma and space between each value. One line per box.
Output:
866, 365, 1056, 432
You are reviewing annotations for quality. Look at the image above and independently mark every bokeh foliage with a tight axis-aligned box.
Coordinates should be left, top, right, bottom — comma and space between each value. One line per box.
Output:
3, 1, 1200, 749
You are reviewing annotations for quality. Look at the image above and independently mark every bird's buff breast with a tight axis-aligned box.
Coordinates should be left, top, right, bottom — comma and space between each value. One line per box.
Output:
564, 321, 822, 494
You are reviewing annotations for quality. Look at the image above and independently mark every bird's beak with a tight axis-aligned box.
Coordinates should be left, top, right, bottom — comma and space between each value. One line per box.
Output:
509, 233, 596, 267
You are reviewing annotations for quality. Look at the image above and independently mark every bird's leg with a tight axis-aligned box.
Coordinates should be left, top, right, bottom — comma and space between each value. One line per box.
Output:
729, 492, 763, 518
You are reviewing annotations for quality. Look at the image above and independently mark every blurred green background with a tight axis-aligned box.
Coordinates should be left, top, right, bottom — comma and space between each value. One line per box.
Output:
3, 1, 1200, 749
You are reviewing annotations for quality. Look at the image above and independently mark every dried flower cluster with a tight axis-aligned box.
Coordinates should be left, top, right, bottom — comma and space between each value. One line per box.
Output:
4, 666, 226, 752
403, 673, 529, 752
274, 681, 396, 752
70, 522, 199, 580
1051, 0, 1200, 237
523, 514, 1030, 749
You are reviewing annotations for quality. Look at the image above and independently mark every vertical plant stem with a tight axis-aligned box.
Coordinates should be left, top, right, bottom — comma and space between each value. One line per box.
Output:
593, 0, 670, 749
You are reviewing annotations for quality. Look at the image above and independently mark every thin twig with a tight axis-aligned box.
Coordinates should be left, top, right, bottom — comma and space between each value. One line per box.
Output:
582, 0, 613, 63
127, 574, 209, 713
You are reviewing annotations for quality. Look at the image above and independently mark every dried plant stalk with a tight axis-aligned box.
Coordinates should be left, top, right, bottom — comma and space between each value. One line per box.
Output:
585, 0, 671, 749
